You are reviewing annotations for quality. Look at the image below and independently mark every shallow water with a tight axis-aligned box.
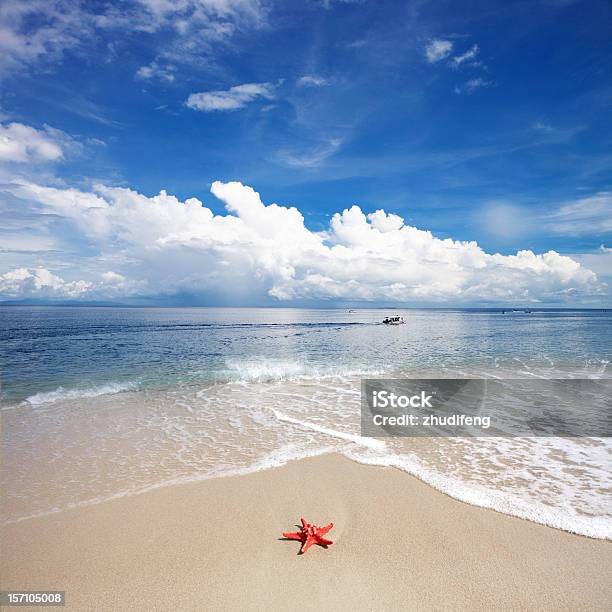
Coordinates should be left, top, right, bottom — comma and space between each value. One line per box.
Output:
1, 306, 611, 537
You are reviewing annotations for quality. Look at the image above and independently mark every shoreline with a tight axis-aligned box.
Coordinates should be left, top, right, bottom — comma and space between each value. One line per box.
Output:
4, 446, 610, 541
2, 453, 611, 611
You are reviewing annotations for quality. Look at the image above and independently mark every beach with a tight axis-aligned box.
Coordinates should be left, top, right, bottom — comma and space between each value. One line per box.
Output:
2, 453, 611, 611
3, 0, 612, 607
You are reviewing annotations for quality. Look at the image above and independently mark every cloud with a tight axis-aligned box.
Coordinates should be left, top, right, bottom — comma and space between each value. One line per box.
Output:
2, 179, 605, 304
454, 77, 491, 94
477, 202, 534, 244
0, 268, 92, 299
425, 39, 453, 63
533, 121, 554, 132
136, 62, 176, 82
0, 0, 267, 77
346, 39, 366, 49
572, 245, 612, 281
186, 82, 275, 111
427, 40, 489, 94
0, 1, 91, 77
477, 194, 612, 241
452, 44, 479, 67
135, 0, 265, 29
277, 138, 342, 168
297, 75, 328, 87
321, 0, 365, 8
0, 267, 142, 300
129, 0, 267, 66
0, 122, 73, 163
545, 192, 612, 235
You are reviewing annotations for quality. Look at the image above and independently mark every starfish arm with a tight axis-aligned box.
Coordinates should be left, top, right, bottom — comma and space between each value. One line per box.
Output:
282, 531, 305, 541
315, 536, 333, 546
300, 535, 316, 554
300, 517, 308, 528
317, 522, 334, 535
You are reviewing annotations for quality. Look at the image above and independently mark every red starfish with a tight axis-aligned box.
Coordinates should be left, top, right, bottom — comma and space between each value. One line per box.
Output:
282, 517, 334, 554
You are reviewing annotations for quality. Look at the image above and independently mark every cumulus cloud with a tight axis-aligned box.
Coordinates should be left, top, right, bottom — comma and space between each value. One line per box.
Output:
297, 75, 328, 87
425, 39, 453, 63
2, 179, 604, 304
0, 267, 145, 300
0, 122, 71, 163
0, 268, 91, 299
186, 82, 275, 111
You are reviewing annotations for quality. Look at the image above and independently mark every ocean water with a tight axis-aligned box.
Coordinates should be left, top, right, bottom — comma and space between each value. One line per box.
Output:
1, 306, 611, 538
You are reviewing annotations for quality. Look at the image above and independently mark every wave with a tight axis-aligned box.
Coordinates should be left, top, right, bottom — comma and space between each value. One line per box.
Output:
224, 357, 385, 383
266, 411, 612, 539
6, 436, 609, 540
344, 447, 612, 540
8, 372, 612, 541
270, 409, 386, 451
24, 381, 138, 406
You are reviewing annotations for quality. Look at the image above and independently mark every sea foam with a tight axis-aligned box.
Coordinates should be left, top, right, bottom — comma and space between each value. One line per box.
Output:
24, 381, 137, 406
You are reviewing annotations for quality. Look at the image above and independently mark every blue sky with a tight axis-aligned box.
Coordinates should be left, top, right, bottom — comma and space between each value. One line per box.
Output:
0, 0, 611, 305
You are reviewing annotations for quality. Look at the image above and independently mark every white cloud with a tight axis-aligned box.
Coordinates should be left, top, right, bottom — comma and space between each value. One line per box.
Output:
321, 0, 365, 7
136, 62, 176, 82
0, 122, 70, 163
572, 245, 612, 281
0, 233, 58, 253
427, 40, 489, 94
0, 268, 91, 299
186, 82, 275, 111
277, 138, 342, 168
297, 75, 328, 87
0, 267, 145, 300
2, 179, 605, 304
533, 121, 554, 132
0, 1, 90, 76
478, 194, 612, 242
478, 202, 532, 243
545, 192, 612, 235
135, 0, 265, 27
452, 44, 479, 67
425, 39, 453, 63
454, 77, 491, 94
0, 0, 266, 77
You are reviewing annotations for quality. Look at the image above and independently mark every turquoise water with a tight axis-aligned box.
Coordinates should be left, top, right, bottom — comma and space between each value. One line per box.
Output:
1, 307, 611, 537
2, 307, 610, 402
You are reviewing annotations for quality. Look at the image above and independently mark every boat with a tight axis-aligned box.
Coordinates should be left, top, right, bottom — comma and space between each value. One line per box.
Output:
382, 316, 405, 325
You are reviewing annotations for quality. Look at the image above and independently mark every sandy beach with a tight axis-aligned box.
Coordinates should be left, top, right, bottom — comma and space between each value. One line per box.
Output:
2, 453, 611, 611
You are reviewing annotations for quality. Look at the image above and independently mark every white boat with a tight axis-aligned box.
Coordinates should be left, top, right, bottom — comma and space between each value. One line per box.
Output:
382, 316, 405, 325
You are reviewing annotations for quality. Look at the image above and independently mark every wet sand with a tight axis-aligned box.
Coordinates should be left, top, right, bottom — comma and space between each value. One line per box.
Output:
2, 454, 611, 611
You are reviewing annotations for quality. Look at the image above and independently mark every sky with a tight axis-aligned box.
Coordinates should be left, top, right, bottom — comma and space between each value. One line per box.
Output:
0, 0, 611, 306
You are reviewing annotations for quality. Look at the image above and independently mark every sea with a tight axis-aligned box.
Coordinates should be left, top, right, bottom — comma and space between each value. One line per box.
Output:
1, 306, 610, 538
